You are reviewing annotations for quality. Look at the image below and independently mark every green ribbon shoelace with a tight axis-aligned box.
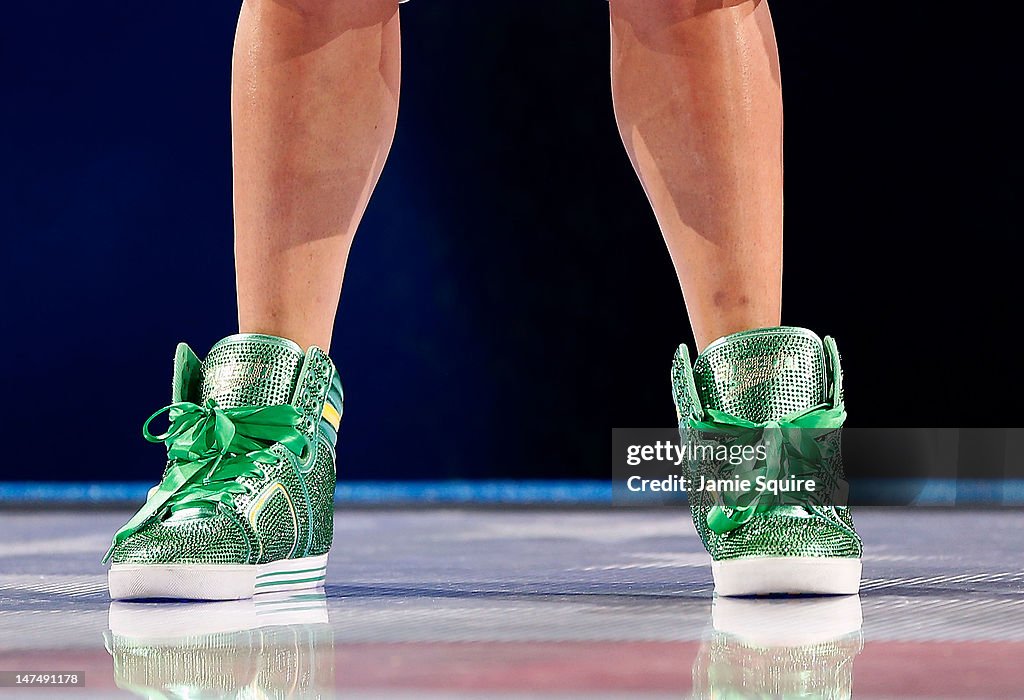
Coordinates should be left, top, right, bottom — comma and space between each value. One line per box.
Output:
687, 402, 847, 535
102, 399, 308, 562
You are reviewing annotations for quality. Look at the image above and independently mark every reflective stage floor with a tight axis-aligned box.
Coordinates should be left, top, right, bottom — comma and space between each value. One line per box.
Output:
0, 508, 1021, 698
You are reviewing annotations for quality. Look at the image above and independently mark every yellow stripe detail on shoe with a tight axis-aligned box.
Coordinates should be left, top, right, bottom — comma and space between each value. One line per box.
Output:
321, 403, 341, 431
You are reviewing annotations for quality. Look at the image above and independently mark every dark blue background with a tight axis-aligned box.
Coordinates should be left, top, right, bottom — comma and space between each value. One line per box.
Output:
3, 3, 1019, 481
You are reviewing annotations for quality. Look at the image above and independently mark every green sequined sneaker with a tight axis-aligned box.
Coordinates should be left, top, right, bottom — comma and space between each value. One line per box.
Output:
104, 334, 342, 601
672, 326, 862, 596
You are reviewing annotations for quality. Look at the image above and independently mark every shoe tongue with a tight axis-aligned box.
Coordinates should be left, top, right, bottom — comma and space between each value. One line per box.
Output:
692, 327, 827, 422
200, 334, 304, 409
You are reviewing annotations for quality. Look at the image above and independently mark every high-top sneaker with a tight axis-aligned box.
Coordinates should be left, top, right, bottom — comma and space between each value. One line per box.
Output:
672, 326, 862, 595
105, 334, 343, 600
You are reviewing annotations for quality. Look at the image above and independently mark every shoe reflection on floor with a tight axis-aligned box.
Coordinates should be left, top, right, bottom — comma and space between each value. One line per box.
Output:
692, 595, 863, 699
104, 592, 333, 698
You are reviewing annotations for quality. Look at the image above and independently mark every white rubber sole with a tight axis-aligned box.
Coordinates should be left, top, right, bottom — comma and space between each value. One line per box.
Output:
108, 553, 328, 601
712, 556, 861, 596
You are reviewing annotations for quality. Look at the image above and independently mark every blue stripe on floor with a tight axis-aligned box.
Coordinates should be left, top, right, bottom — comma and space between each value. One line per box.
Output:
0, 480, 1022, 505
335, 480, 612, 504
0, 480, 614, 505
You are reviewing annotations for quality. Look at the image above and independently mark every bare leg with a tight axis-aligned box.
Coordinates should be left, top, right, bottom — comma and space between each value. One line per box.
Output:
232, 0, 401, 351
610, 0, 782, 350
